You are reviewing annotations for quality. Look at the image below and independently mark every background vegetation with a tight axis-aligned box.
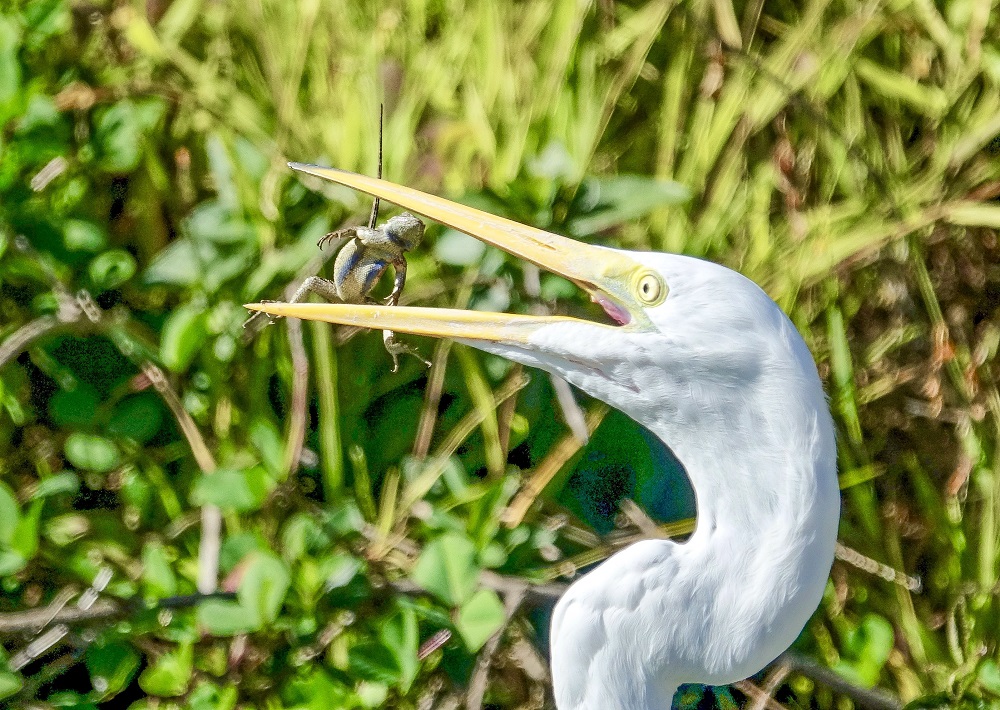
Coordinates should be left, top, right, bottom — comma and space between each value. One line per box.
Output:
1, 0, 999, 708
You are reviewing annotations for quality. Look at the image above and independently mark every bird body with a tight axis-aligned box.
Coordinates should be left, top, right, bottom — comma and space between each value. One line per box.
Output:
476, 253, 839, 709
249, 166, 841, 710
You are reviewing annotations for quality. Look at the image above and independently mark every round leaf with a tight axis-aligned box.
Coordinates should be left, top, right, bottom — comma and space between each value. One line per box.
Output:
63, 220, 107, 252
64, 433, 121, 473
238, 552, 290, 626
159, 303, 207, 372
107, 393, 163, 443
88, 249, 137, 290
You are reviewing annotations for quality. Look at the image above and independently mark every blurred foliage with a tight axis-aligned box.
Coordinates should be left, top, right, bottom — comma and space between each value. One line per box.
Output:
0, 0, 999, 708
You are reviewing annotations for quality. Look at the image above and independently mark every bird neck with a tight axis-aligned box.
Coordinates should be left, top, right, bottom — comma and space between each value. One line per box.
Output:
638, 372, 840, 684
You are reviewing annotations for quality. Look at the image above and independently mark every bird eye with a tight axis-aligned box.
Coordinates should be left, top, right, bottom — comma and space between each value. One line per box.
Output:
634, 272, 666, 306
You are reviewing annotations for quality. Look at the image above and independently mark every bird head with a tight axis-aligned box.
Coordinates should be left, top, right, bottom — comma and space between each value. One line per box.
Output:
247, 165, 792, 421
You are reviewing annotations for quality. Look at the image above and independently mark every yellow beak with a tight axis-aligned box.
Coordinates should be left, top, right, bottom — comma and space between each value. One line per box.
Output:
244, 164, 650, 344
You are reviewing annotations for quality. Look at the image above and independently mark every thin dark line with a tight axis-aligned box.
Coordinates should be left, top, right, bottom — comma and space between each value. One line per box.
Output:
368, 103, 384, 229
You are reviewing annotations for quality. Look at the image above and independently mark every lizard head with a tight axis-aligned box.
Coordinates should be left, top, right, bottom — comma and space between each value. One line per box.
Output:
383, 212, 425, 251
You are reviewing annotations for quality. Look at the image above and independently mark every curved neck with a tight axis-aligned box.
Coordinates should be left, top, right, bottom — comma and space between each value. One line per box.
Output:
639, 378, 840, 685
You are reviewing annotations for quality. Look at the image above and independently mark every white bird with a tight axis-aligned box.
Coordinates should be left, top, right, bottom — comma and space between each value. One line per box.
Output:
249, 164, 841, 710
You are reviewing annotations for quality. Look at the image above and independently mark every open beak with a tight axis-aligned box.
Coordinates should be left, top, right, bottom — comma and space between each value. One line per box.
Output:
245, 163, 652, 345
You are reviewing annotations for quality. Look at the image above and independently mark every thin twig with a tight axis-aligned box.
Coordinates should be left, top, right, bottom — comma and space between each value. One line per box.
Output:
749, 660, 792, 710
389, 573, 566, 608
140, 361, 221, 594
0, 263, 224, 596
0, 315, 61, 368
835, 542, 922, 592
0, 593, 236, 635
733, 679, 789, 710
412, 339, 453, 459
620, 499, 668, 540
778, 652, 902, 710
397, 370, 530, 514
412, 272, 479, 460
282, 283, 309, 478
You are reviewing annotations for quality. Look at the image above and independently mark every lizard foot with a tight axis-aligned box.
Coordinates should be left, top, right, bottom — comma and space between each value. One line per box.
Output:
383, 330, 431, 373
243, 300, 282, 329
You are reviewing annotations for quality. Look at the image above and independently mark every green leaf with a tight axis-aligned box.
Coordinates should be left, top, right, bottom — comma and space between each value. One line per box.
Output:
0, 16, 21, 108
44, 690, 98, 709
568, 175, 690, 236
348, 643, 402, 685
44, 514, 89, 546
0, 669, 21, 700
183, 201, 254, 245
979, 660, 1000, 696
249, 418, 284, 477
138, 643, 192, 697
379, 606, 419, 690
410, 532, 479, 606
144, 239, 201, 287
64, 433, 121, 473
190, 467, 273, 512
238, 552, 290, 626
11, 499, 42, 560
455, 588, 505, 652
86, 640, 140, 699
106, 393, 163, 443
837, 613, 894, 687
95, 101, 142, 173
63, 220, 107, 252
318, 553, 361, 591
0, 551, 25, 577
282, 668, 352, 709
32, 472, 79, 500
0, 482, 20, 547
141, 541, 177, 598
89, 249, 137, 290
48, 385, 99, 427
159, 302, 207, 372
197, 599, 257, 636
280, 513, 324, 562
23, 0, 70, 41
187, 680, 238, 710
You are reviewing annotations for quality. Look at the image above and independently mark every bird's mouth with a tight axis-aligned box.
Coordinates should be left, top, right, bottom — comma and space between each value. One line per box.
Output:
244, 163, 654, 345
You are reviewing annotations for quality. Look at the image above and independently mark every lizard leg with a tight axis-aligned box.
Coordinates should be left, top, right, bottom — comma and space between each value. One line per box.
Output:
243, 276, 340, 329
385, 258, 408, 306
382, 329, 431, 373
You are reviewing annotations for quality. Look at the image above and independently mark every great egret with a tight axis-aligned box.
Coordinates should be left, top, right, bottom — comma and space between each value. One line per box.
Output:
248, 164, 841, 710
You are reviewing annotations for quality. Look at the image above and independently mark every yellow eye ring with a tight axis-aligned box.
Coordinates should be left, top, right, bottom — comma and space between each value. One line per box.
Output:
634, 271, 666, 306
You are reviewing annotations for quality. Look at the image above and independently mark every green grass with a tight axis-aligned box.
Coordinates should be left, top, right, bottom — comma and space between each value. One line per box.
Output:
1, 0, 999, 707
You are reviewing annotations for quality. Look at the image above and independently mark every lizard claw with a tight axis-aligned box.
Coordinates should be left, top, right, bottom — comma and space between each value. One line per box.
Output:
317, 228, 351, 251
243, 300, 281, 328
382, 330, 431, 372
